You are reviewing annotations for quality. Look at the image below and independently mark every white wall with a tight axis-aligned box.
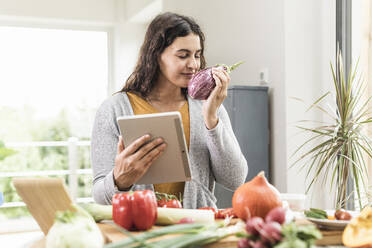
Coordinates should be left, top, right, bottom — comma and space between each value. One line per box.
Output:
162, 0, 336, 208
0, 0, 117, 23
112, 21, 147, 92
284, 0, 336, 209
162, 0, 288, 193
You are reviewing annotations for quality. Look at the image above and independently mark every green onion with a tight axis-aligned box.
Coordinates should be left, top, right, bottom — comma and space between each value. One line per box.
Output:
104, 223, 207, 248
104, 221, 245, 248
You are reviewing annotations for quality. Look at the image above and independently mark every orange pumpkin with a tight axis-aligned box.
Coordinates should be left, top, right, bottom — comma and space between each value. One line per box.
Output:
232, 171, 282, 221
343, 206, 372, 248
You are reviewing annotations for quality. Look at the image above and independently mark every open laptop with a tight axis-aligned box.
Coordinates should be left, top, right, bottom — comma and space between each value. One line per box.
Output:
13, 177, 74, 235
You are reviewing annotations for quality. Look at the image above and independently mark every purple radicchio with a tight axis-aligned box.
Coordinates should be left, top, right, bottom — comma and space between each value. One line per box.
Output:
188, 61, 244, 100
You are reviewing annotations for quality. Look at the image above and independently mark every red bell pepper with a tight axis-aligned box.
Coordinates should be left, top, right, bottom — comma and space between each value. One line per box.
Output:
112, 190, 157, 231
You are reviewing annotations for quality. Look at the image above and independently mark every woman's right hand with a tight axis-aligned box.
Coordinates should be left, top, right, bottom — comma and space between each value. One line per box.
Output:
113, 134, 167, 190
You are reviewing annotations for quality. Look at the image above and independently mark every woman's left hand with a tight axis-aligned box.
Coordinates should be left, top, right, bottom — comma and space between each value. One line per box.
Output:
202, 67, 230, 129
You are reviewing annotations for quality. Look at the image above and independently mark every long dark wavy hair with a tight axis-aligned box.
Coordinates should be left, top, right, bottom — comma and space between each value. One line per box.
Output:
120, 12, 206, 98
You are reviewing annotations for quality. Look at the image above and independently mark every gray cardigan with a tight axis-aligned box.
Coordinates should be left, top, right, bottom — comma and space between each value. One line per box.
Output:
91, 92, 248, 209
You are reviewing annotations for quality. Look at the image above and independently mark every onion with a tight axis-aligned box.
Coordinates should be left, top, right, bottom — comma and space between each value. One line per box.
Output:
335, 209, 352, 220
265, 206, 286, 224
232, 171, 282, 220
237, 238, 251, 248
245, 216, 264, 236
259, 221, 282, 244
252, 240, 268, 248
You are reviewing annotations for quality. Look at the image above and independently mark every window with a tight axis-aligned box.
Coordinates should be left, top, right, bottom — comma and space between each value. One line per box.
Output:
0, 26, 108, 140
0, 26, 109, 221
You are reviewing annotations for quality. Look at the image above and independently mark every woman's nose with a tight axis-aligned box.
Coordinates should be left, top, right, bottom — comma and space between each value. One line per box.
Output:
187, 58, 198, 70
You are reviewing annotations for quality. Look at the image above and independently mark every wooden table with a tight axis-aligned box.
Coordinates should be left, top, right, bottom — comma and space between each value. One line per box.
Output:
99, 219, 345, 247
31, 219, 346, 248
30, 222, 240, 248
98, 222, 239, 248
296, 218, 344, 246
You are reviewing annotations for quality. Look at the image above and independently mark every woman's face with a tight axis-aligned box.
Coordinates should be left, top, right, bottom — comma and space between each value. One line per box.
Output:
158, 33, 202, 89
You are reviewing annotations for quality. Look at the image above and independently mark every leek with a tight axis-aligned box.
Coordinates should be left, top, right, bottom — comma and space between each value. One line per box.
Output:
80, 203, 215, 225
80, 203, 112, 222
156, 207, 214, 225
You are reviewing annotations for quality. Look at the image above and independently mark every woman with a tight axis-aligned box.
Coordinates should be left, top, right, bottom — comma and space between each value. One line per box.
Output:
91, 12, 248, 209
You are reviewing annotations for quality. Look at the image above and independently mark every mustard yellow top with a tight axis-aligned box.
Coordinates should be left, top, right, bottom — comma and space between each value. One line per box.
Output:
126, 92, 189, 199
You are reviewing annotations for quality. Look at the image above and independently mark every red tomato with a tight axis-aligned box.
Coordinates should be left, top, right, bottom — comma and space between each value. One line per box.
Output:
216, 208, 236, 219
163, 199, 182, 208
198, 207, 216, 213
157, 198, 168, 207
198, 207, 217, 218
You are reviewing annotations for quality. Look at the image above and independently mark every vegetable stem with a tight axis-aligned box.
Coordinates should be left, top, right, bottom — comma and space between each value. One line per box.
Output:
229, 61, 245, 72
105, 222, 245, 248
104, 223, 206, 248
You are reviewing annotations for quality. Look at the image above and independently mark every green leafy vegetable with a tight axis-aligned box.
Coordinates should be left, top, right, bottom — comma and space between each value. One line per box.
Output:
274, 222, 322, 248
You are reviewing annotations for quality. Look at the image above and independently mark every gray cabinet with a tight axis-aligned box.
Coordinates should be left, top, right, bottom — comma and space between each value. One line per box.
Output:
214, 85, 270, 208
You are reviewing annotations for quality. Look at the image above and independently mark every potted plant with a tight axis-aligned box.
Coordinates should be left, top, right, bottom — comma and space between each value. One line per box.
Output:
292, 49, 372, 209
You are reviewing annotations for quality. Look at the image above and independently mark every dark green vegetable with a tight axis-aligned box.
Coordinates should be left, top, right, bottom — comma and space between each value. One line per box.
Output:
309, 208, 327, 217
304, 208, 327, 219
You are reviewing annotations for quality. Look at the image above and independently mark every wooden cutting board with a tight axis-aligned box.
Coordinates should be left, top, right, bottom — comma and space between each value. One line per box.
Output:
13, 177, 74, 235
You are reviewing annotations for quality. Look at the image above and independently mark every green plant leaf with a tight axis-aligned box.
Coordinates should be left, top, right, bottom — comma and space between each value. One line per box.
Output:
291, 50, 372, 208
305, 92, 330, 112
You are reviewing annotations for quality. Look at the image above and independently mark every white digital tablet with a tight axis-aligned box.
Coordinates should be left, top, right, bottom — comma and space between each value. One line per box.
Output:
117, 112, 192, 185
